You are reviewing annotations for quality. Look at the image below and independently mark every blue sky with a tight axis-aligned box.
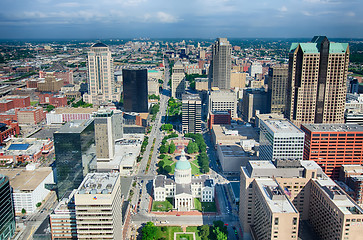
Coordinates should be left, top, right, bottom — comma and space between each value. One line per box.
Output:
0, 0, 362, 39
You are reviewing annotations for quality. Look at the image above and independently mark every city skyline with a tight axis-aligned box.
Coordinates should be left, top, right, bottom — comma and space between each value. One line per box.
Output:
0, 0, 362, 39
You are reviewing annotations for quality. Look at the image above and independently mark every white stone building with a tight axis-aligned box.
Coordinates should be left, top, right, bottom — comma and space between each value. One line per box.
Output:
153, 150, 214, 211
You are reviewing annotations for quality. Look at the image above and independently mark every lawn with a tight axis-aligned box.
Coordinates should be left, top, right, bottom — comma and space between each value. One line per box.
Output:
190, 162, 202, 175
156, 226, 183, 240
186, 227, 202, 240
176, 233, 194, 240
194, 198, 217, 212
152, 198, 173, 212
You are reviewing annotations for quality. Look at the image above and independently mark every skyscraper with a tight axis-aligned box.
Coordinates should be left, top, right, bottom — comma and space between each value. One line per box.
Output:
83, 43, 120, 105
0, 175, 15, 240
267, 64, 288, 114
210, 38, 232, 90
182, 93, 202, 134
122, 68, 148, 112
171, 60, 185, 99
94, 109, 123, 163
285, 36, 349, 126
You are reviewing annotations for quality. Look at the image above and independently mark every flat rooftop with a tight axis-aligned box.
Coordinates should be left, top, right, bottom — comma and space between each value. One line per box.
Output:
56, 119, 93, 134
52, 107, 98, 114
263, 119, 303, 135
255, 179, 297, 214
219, 144, 250, 157
302, 123, 363, 132
77, 172, 119, 195
0, 167, 53, 191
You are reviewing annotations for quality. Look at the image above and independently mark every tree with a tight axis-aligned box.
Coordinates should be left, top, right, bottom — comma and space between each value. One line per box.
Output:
142, 221, 157, 240
21, 208, 26, 215
158, 161, 165, 168
159, 145, 167, 154
213, 227, 227, 240
169, 141, 176, 154
161, 124, 173, 131
187, 141, 198, 154
36, 202, 41, 208
199, 225, 210, 240
46, 105, 55, 112
164, 165, 172, 174
213, 221, 228, 235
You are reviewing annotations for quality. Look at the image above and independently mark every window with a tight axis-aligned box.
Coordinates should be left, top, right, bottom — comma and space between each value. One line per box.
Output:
274, 218, 279, 225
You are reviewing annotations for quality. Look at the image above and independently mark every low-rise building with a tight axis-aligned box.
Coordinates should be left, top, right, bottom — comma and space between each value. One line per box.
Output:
339, 165, 363, 204
195, 78, 208, 91
38, 93, 68, 107
17, 107, 46, 124
208, 111, 231, 130
0, 165, 54, 214
46, 107, 98, 125
0, 120, 20, 145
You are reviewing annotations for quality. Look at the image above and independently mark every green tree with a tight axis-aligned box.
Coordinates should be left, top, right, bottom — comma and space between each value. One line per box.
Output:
164, 165, 172, 174
199, 225, 210, 240
46, 105, 55, 112
36, 202, 41, 208
213, 227, 227, 240
169, 141, 176, 154
187, 141, 198, 154
161, 124, 173, 131
160, 144, 168, 154
213, 221, 228, 235
142, 221, 157, 240
158, 161, 165, 168
21, 208, 26, 215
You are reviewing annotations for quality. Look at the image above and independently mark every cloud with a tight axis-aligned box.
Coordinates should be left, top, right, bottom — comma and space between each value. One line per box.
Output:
56, 2, 81, 8
347, 11, 355, 17
156, 12, 179, 23
279, 6, 288, 12
303, 0, 341, 4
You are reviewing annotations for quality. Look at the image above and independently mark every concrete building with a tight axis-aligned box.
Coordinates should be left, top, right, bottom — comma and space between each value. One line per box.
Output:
210, 38, 232, 90
240, 159, 363, 240
123, 68, 148, 113
182, 93, 201, 134
37, 72, 64, 92
211, 124, 259, 147
285, 36, 349, 127
46, 107, 98, 125
231, 70, 246, 89
54, 119, 95, 198
241, 88, 268, 123
339, 165, 363, 204
0, 166, 54, 214
195, 78, 208, 91
0, 174, 15, 240
83, 43, 120, 105
248, 62, 262, 78
39, 70, 74, 85
171, 60, 185, 99
153, 150, 214, 211
74, 172, 123, 240
267, 65, 288, 114
301, 123, 363, 179
259, 118, 304, 162
94, 109, 123, 163
208, 89, 237, 118
148, 78, 159, 96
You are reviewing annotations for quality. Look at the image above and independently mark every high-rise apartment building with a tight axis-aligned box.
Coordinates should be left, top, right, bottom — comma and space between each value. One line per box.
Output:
0, 175, 15, 240
123, 68, 148, 113
171, 60, 185, 99
210, 38, 232, 90
267, 65, 288, 114
94, 109, 123, 163
74, 172, 123, 240
285, 36, 349, 127
208, 89, 237, 118
182, 93, 202, 134
83, 43, 120, 105
301, 123, 363, 179
54, 119, 95, 198
259, 118, 305, 162
239, 160, 363, 240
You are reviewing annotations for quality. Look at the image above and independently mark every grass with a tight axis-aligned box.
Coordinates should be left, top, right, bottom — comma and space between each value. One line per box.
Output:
30, 101, 38, 106
186, 227, 201, 240
156, 226, 183, 240
152, 198, 173, 212
190, 162, 202, 175
194, 198, 217, 212
176, 233, 194, 240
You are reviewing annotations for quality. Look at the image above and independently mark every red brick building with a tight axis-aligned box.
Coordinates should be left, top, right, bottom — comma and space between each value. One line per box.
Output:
0, 100, 14, 112
17, 107, 46, 125
38, 94, 67, 107
0, 120, 20, 144
0, 96, 31, 113
339, 165, 363, 204
208, 111, 231, 129
301, 123, 363, 179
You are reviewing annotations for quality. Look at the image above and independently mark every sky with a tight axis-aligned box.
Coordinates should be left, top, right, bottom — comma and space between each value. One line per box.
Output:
0, 0, 362, 39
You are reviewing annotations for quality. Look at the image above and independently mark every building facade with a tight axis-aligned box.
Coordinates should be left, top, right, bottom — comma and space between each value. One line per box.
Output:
83, 43, 120, 105
301, 123, 363, 179
241, 88, 268, 123
182, 94, 202, 134
171, 60, 185, 99
210, 38, 232, 90
259, 119, 304, 162
208, 89, 237, 118
285, 36, 349, 127
267, 64, 288, 114
123, 68, 148, 113
0, 175, 15, 240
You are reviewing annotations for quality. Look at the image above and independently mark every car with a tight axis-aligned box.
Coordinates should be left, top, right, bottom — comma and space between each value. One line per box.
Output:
176, 214, 180, 216
224, 223, 228, 226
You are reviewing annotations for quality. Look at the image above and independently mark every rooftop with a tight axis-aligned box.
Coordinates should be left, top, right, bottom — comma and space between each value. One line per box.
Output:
0, 167, 53, 191
302, 123, 363, 133
262, 119, 303, 135
77, 172, 119, 195
219, 144, 250, 157
91, 42, 108, 48
56, 119, 93, 134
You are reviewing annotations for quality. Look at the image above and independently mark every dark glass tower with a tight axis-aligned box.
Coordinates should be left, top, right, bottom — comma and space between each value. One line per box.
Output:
0, 174, 15, 240
123, 69, 148, 113
53, 119, 95, 198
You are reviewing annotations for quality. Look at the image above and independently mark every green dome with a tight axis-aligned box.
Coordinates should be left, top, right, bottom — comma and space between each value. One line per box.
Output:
175, 160, 191, 170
